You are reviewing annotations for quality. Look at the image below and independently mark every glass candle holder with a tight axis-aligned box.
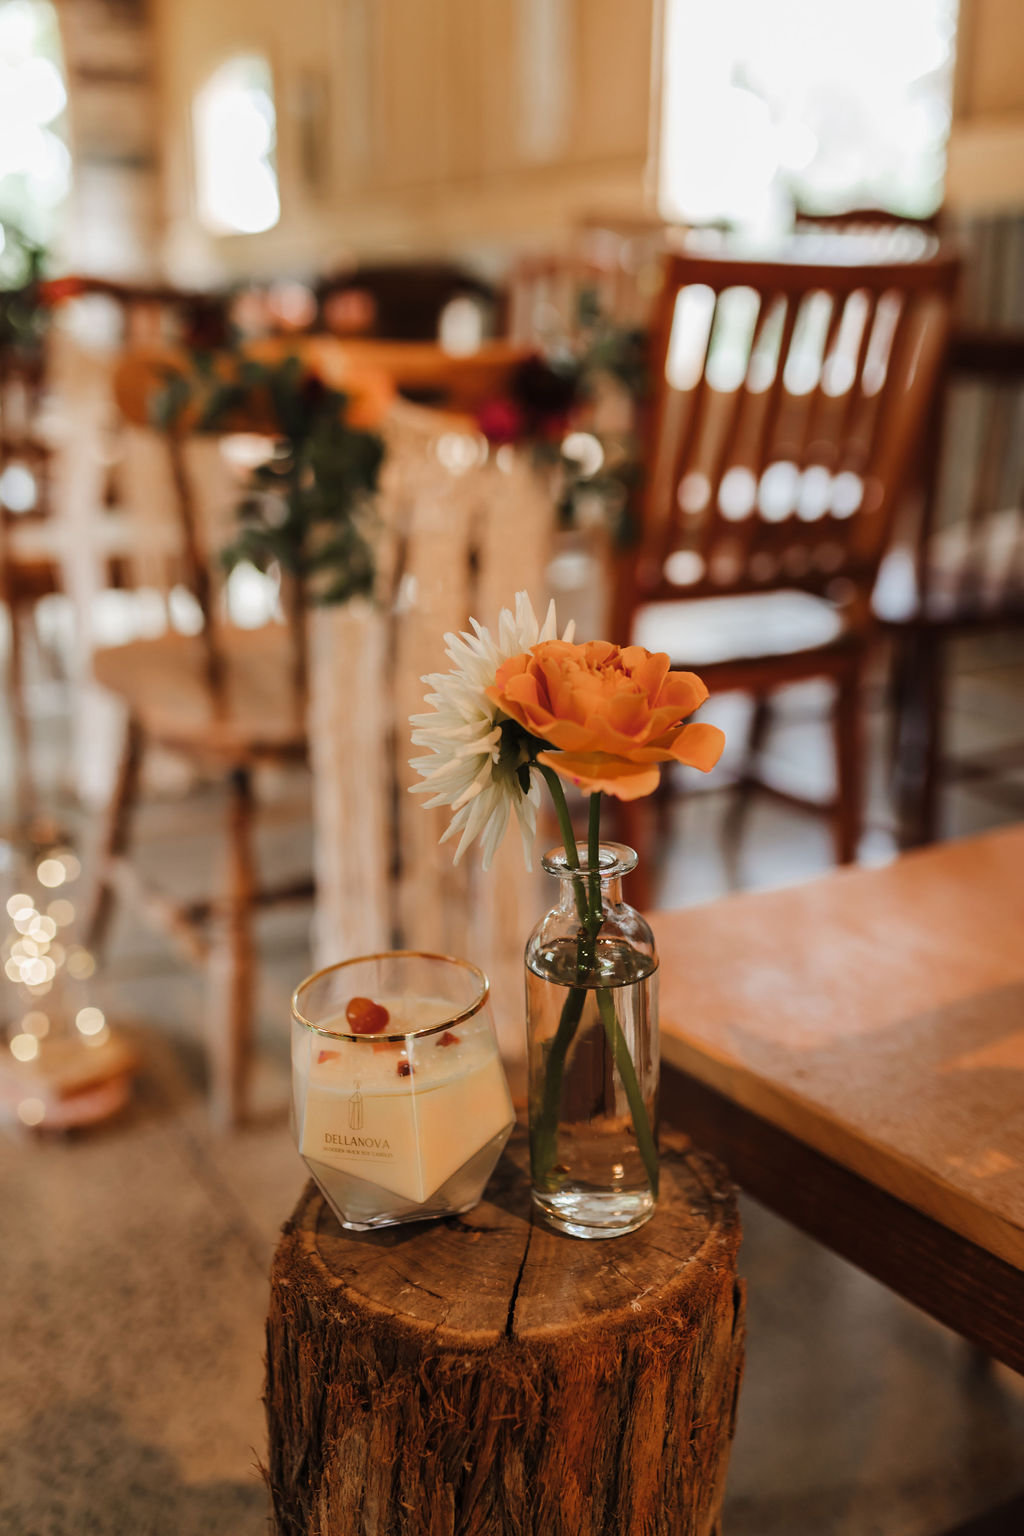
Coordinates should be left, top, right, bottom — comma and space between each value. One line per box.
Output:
291, 951, 515, 1231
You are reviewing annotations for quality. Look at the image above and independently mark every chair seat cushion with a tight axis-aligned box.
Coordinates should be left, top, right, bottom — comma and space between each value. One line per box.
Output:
93, 625, 306, 758
631, 589, 846, 669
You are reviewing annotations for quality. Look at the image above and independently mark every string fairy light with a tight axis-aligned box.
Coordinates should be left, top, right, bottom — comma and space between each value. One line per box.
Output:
1, 830, 118, 1128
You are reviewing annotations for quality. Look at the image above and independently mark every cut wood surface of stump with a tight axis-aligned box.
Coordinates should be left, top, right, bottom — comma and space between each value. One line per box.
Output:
265, 1128, 745, 1536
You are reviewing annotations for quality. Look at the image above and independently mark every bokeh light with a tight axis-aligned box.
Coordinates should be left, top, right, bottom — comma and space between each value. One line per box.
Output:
75, 1006, 106, 1037
36, 858, 65, 888
16, 1097, 46, 1126
67, 947, 96, 980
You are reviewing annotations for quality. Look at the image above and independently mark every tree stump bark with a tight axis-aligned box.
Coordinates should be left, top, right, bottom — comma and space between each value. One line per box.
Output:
265, 1128, 745, 1536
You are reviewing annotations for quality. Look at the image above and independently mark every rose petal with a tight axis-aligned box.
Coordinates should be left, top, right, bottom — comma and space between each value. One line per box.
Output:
665, 720, 726, 772
536, 750, 663, 801
654, 670, 710, 717
489, 640, 723, 793
622, 721, 727, 769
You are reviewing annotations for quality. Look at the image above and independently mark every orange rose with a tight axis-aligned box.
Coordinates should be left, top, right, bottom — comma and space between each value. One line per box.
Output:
487, 640, 724, 800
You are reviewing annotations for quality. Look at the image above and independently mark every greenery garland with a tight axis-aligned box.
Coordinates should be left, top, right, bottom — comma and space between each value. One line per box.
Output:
154, 350, 386, 607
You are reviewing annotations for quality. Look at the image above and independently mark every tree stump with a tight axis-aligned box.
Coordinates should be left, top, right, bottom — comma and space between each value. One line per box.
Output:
265, 1128, 745, 1536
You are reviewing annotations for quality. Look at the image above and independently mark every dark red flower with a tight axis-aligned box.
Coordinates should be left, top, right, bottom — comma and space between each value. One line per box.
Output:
36, 277, 86, 307
476, 396, 526, 445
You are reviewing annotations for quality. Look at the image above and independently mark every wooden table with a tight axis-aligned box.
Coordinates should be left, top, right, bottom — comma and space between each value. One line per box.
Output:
655, 826, 1024, 1533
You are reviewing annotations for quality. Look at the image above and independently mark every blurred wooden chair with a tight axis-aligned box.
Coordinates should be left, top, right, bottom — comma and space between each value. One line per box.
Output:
612, 247, 959, 898
83, 347, 370, 1126
45, 275, 230, 350
793, 207, 942, 235
505, 240, 664, 346
881, 325, 1024, 843
0, 325, 64, 820
575, 213, 682, 320
790, 209, 944, 272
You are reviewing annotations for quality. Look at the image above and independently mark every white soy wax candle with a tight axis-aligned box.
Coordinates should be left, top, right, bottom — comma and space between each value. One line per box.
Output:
291, 953, 514, 1230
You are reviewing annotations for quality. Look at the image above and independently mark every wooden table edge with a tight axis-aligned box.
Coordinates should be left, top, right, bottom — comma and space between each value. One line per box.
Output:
659, 1027, 1024, 1274
662, 1063, 1024, 1377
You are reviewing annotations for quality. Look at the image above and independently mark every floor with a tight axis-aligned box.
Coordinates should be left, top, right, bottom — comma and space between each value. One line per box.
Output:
2, 628, 1024, 1535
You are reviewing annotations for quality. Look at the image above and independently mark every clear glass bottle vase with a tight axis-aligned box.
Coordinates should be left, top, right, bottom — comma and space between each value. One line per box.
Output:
525, 841, 659, 1239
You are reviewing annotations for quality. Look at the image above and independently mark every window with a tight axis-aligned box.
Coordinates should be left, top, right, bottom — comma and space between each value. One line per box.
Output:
659, 0, 958, 232
0, 0, 70, 261
193, 54, 280, 236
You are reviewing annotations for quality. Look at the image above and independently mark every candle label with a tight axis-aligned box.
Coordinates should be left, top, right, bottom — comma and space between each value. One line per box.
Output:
300, 1080, 433, 1201
299, 1055, 514, 1207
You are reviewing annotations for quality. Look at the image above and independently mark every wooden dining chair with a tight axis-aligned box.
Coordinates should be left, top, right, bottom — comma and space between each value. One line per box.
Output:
611, 247, 959, 897
42, 274, 231, 350
505, 242, 662, 347
793, 207, 942, 235
83, 352, 321, 1128
1, 327, 64, 820
881, 325, 1024, 844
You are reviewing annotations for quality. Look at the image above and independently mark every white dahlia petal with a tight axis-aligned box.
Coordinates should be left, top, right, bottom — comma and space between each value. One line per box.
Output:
478, 795, 511, 871
454, 785, 499, 864
408, 590, 566, 869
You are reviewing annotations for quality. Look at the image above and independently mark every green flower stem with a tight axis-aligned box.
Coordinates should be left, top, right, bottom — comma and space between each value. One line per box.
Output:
587, 790, 602, 930
530, 981, 587, 1189
538, 764, 589, 929
596, 986, 659, 1198
530, 774, 659, 1203
531, 769, 593, 1190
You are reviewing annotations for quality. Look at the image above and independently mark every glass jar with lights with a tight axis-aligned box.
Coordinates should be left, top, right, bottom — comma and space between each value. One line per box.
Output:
1, 826, 136, 1130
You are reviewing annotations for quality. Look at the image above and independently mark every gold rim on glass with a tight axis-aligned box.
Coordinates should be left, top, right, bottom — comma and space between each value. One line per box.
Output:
291, 949, 491, 1042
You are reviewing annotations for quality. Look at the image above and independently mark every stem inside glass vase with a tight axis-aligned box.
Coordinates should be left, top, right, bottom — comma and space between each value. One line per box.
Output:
530, 773, 659, 1203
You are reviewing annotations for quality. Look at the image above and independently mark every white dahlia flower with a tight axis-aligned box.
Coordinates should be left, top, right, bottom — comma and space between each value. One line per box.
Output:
410, 591, 575, 870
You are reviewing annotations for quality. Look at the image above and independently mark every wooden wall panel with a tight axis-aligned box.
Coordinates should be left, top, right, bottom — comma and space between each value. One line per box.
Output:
151, 0, 659, 276
948, 0, 1024, 212
364, 0, 449, 193
570, 0, 653, 166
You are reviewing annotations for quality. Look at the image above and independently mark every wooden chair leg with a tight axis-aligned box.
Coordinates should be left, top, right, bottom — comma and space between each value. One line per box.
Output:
8, 599, 35, 824
893, 628, 944, 848
833, 660, 864, 865
722, 691, 772, 862
85, 716, 144, 956
885, 627, 923, 783
207, 765, 256, 1130
614, 795, 657, 911
916, 632, 945, 847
